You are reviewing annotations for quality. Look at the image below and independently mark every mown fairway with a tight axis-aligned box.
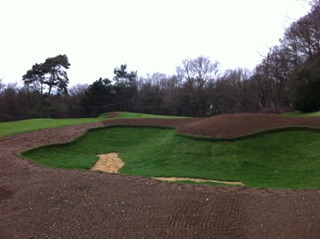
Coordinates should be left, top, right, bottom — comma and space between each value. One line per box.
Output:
0, 118, 102, 138
21, 126, 320, 189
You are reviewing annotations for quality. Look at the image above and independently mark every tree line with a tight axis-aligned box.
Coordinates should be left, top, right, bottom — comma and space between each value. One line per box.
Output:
1, 1, 319, 121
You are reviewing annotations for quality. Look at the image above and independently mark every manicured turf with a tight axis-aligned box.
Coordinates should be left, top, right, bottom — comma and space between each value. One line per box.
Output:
0, 117, 102, 138
112, 112, 187, 119
21, 126, 320, 189
283, 111, 320, 117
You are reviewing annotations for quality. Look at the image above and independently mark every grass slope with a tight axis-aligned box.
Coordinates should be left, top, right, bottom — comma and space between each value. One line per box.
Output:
0, 117, 102, 138
112, 112, 187, 119
283, 111, 320, 117
0, 112, 185, 138
21, 126, 320, 189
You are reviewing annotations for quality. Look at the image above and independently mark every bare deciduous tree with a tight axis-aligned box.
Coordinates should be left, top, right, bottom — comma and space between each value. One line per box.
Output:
176, 56, 220, 117
136, 73, 167, 114
214, 68, 251, 113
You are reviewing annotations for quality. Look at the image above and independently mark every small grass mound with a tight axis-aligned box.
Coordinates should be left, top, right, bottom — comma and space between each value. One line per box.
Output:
283, 111, 320, 117
21, 126, 320, 189
113, 112, 187, 119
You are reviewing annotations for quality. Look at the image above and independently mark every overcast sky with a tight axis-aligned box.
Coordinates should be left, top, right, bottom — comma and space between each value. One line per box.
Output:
0, 0, 311, 86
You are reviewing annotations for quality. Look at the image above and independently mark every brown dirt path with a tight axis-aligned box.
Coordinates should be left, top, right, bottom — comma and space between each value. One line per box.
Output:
179, 113, 320, 138
1, 115, 320, 238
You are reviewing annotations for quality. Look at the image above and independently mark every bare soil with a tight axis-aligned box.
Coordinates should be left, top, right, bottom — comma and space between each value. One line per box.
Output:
2, 114, 320, 238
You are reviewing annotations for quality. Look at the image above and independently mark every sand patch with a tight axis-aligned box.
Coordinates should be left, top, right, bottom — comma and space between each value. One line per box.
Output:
91, 153, 124, 173
152, 177, 245, 186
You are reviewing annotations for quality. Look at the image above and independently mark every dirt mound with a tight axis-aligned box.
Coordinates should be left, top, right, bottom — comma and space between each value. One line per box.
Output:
105, 112, 121, 118
102, 113, 320, 138
2, 116, 320, 238
179, 113, 320, 138
102, 117, 199, 128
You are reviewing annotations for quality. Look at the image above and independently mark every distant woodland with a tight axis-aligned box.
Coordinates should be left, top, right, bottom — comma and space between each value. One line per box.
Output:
1, 1, 319, 121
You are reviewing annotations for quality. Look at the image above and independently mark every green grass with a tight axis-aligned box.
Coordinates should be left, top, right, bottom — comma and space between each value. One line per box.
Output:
0, 117, 104, 138
283, 111, 320, 117
21, 126, 320, 189
0, 111, 185, 138
113, 112, 187, 119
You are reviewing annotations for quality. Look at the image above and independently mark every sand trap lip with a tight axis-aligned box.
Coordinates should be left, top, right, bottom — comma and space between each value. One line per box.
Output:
91, 153, 124, 173
91, 153, 244, 186
152, 177, 245, 186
